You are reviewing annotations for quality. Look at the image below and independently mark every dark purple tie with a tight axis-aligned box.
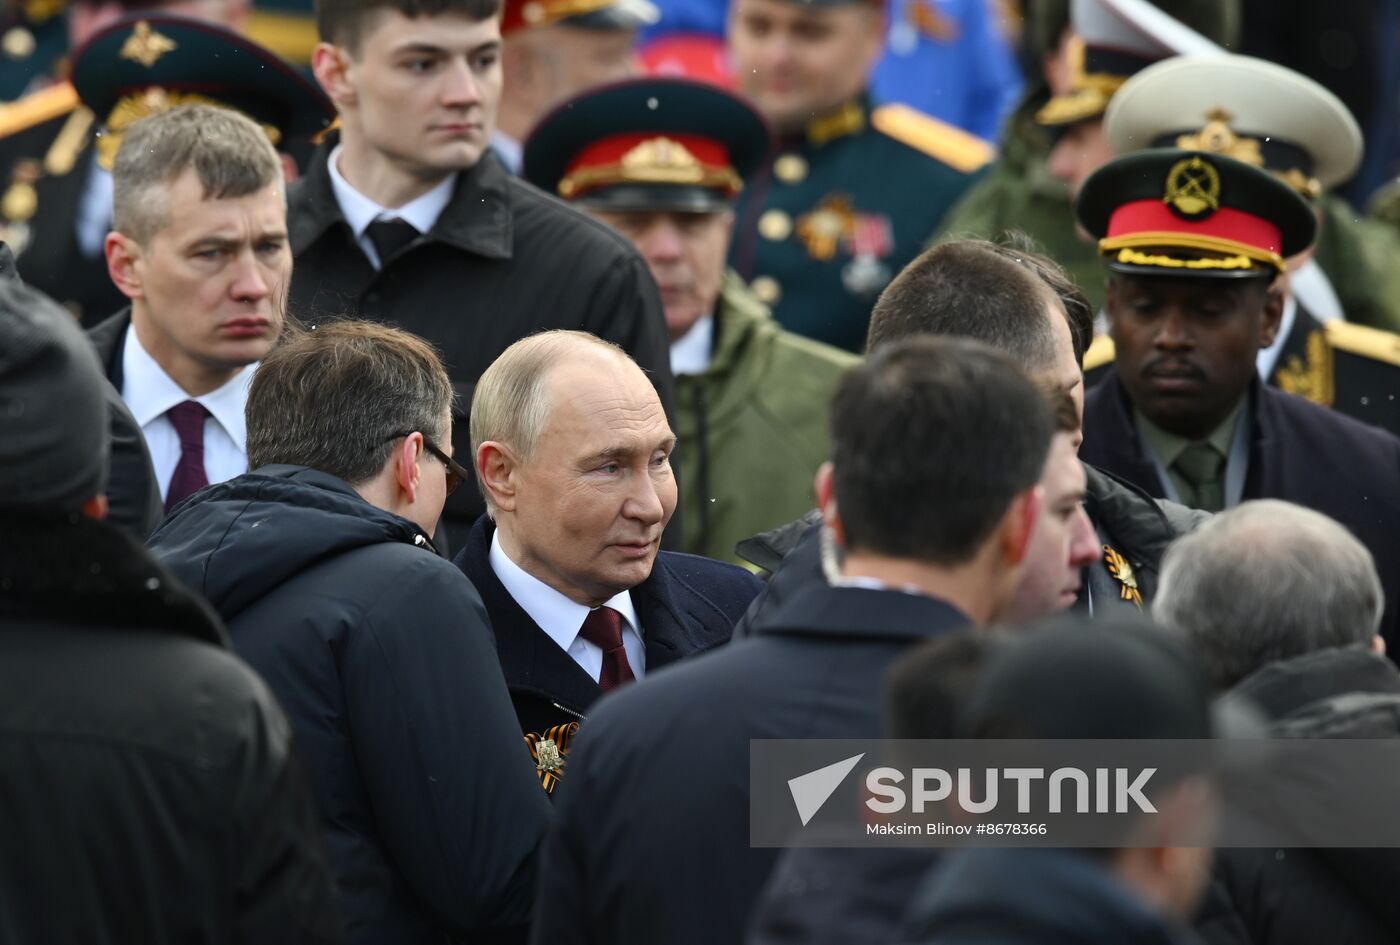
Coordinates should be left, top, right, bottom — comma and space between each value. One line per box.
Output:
165, 400, 210, 511
578, 606, 636, 692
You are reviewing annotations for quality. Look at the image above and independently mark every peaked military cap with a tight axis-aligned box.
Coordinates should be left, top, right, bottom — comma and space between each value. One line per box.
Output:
1076, 148, 1317, 278
70, 13, 333, 168
1104, 54, 1362, 198
1037, 0, 1223, 127
523, 77, 772, 213
501, 0, 659, 34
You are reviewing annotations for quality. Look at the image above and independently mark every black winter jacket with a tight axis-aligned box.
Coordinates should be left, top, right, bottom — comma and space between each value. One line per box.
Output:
1216, 647, 1400, 945
149, 466, 551, 944
0, 514, 340, 943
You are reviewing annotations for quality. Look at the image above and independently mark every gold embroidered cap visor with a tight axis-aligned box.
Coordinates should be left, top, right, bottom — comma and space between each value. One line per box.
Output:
70, 13, 334, 169
1075, 148, 1317, 280
523, 76, 772, 214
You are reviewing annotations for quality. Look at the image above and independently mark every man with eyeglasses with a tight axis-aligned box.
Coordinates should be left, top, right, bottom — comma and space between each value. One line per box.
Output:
148, 318, 552, 943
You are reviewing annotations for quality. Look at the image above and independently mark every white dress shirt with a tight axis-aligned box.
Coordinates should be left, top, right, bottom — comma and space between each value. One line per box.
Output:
326, 144, 456, 269
489, 530, 647, 682
490, 130, 523, 175
669, 315, 715, 377
121, 323, 252, 500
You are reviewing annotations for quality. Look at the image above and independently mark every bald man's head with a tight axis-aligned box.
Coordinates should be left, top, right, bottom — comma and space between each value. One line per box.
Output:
472, 330, 677, 606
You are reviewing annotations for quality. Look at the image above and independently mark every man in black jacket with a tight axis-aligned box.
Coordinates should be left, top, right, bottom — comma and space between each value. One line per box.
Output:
736, 238, 1205, 635
1156, 499, 1400, 945
291, 0, 676, 550
1077, 149, 1400, 650
528, 337, 1055, 945
0, 278, 340, 942
149, 319, 550, 944
457, 330, 761, 795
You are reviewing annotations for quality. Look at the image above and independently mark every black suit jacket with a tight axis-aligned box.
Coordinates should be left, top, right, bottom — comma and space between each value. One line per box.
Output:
288, 137, 677, 551
453, 515, 760, 791
528, 580, 971, 945
1082, 373, 1400, 648
82, 308, 160, 538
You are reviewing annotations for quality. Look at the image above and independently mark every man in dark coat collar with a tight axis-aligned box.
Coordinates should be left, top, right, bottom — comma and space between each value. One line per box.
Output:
292, 0, 677, 552
1076, 147, 1400, 650
455, 331, 760, 795
526, 336, 1056, 945
0, 274, 339, 942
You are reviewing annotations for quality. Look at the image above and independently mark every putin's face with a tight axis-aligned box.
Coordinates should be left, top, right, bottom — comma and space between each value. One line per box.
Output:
493, 349, 678, 606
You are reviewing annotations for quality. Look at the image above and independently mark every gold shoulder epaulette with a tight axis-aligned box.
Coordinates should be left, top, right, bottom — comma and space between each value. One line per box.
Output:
246, 11, 319, 65
1325, 320, 1400, 369
1083, 333, 1116, 372
0, 82, 80, 140
870, 103, 995, 175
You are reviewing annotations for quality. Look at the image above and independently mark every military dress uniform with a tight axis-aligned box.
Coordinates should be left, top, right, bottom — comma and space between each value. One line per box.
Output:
0, 0, 68, 101
523, 77, 861, 563
934, 0, 1235, 315
729, 96, 991, 352
1093, 52, 1400, 437
1076, 148, 1400, 651
0, 14, 331, 326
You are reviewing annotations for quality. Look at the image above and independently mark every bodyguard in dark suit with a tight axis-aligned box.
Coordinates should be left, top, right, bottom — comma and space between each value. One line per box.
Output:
456, 331, 760, 795
528, 337, 1056, 945
1077, 148, 1400, 649
292, 0, 676, 552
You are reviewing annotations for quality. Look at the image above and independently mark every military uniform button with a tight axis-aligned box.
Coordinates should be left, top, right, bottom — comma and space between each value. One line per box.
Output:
758, 209, 791, 241
2, 26, 36, 60
773, 153, 808, 184
751, 276, 782, 305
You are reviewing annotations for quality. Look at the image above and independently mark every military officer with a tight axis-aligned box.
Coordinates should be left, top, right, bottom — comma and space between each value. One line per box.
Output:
492, 0, 657, 173
524, 76, 860, 563
724, 0, 992, 352
1086, 52, 1400, 438
1076, 148, 1400, 651
932, 0, 1238, 315
0, 4, 319, 326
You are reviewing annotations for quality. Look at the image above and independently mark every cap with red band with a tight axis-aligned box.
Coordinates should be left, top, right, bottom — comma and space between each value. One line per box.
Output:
1075, 148, 1317, 279
523, 76, 771, 213
501, 0, 658, 34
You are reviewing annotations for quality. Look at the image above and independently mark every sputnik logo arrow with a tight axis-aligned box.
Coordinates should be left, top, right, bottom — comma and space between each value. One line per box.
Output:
787, 753, 865, 826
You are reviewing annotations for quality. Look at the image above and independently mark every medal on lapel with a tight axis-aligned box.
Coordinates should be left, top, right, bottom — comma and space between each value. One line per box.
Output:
1103, 545, 1143, 610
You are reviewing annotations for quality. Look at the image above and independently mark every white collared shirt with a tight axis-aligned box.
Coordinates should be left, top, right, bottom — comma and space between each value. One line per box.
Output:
121, 322, 252, 500
669, 315, 715, 377
326, 144, 457, 269
489, 530, 647, 683
490, 130, 522, 175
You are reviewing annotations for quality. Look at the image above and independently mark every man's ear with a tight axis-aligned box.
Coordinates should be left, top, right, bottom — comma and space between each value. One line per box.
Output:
105, 232, 144, 301
393, 433, 424, 505
815, 462, 844, 546
312, 42, 356, 108
999, 485, 1042, 567
476, 441, 519, 513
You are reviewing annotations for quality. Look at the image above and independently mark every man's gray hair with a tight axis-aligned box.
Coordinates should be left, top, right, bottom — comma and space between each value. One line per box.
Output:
470, 330, 627, 515
112, 104, 283, 246
247, 319, 454, 485
1155, 500, 1384, 689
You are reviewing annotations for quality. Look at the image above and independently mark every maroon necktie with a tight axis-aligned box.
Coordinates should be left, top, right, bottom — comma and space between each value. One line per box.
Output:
578, 606, 636, 692
165, 400, 211, 512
